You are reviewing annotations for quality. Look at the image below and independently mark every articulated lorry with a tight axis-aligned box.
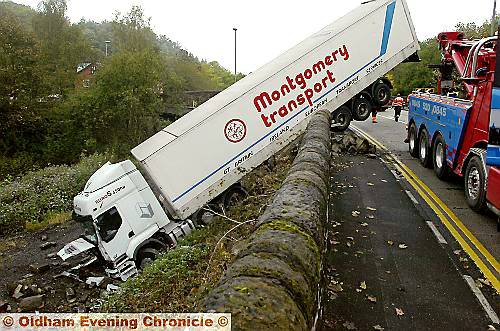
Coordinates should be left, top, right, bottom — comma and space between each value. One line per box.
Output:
408, 31, 500, 223
58, 0, 420, 280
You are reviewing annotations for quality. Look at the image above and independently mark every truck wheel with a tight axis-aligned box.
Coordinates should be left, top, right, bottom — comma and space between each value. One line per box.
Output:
408, 123, 418, 157
331, 106, 352, 131
433, 134, 449, 179
136, 247, 160, 269
372, 83, 391, 106
464, 156, 487, 212
223, 184, 248, 210
418, 129, 432, 168
352, 95, 373, 121
192, 204, 218, 226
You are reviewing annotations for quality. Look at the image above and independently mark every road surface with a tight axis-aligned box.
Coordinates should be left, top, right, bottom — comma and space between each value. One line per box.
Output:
321, 111, 499, 330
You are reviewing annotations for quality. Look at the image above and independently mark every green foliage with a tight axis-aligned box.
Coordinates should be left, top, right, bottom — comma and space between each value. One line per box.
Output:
390, 17, 499, 95
0, 153, 108, 235
32, 0, 95, 95
390, 38, 441, 95
0, 9, 44, 157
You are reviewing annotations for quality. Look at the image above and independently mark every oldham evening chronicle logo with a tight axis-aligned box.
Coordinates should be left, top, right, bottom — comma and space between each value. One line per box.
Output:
224, 119, 247, 143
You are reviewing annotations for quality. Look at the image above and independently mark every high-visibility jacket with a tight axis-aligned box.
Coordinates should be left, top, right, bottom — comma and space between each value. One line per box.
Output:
393, 97, 404, 107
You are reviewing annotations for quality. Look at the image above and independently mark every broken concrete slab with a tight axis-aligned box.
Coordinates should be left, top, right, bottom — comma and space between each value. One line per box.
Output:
19, 295, 44, 310
12, 284, 23, 299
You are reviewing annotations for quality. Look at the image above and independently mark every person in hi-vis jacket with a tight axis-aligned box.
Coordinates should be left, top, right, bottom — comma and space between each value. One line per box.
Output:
393, 94, 404, 122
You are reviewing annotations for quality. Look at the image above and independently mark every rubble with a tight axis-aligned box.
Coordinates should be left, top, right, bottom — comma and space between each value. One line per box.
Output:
39, 242, 57, 250
19, 295, 44, 310
0, 301, 11, 313
29, 263, 50, 274
12, 284, 24, 299
332, 131, 377, 156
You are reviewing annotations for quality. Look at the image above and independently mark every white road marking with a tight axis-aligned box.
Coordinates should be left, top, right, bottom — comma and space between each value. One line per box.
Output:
405, 190, 419, 205
378, 114, 407, 124
463, 275, 500, 324
426, 221, 448, 245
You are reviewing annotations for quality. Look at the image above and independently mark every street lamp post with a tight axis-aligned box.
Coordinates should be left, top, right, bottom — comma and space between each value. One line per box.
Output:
492, 0, 497, 36
105, 40, 111, 57
233, 28, 237, 83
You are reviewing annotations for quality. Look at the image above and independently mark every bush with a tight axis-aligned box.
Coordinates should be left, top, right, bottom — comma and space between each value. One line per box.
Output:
0, 153, 108, 236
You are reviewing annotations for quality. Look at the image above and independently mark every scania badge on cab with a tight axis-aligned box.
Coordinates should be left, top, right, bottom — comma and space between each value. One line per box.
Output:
58, 0, 420, 280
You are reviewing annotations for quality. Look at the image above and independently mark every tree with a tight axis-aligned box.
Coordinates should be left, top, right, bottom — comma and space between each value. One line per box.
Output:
0, 10, 42, 156
73, 50, 177, 156
111, 6, 157, 53
32, 0, 95, 96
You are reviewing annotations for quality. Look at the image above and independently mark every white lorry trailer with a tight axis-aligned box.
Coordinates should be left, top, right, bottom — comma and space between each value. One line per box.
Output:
58, 0, 419, 280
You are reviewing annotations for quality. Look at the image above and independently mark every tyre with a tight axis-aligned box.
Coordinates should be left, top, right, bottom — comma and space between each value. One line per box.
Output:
372, 83, 391, 106
432, 134, 449, 179
418, 129, 432, 168
192, 203, 219, 226
136, 247, 160, 269
408, 123, 418, 157
464, 156, 487, 212
223, 184, 248, 210
352, 95, 373, 121
331, 106, 352, 131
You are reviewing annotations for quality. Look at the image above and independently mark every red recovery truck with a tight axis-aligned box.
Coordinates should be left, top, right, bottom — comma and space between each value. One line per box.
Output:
407, 31, 500, 224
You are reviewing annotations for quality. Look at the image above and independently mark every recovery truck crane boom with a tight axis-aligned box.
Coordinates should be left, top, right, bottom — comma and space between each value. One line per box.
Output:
58, 0, 420, 280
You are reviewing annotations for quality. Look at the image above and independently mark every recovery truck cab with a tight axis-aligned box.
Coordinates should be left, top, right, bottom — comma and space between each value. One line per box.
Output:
58, 0, 420, 280
407, 31, 500, 222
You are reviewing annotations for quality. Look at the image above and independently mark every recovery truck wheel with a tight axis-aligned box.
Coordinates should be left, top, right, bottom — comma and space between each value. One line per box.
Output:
432, 134, 449, 180
136, 247, 160, 269
418, 129, 432, 168
352, 95, 373, 121
331, 106, 352, 131
464, 156, 487, 212
372, 82, 391, 106
223, 184, 248, 210
408, 123, 418, 157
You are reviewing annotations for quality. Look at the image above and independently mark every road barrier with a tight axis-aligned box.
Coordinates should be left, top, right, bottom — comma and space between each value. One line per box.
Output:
203, 110, 331, 330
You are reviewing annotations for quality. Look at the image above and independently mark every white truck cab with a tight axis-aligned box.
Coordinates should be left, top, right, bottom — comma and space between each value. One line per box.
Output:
60, 161, 194, 280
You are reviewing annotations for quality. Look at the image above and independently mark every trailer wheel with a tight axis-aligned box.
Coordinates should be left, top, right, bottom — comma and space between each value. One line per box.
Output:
136, 247, 160, 269
372, 83, 391, 106
432, 134, 449, 179
408, 123, 418, 157
464, 156, 487, 212
352, 95, 373, 121
331, 106, 352, 131
418, 129, 432, 168
223, 184, 248, 210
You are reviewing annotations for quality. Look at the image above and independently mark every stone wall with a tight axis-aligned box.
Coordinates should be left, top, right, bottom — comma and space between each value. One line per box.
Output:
204, 110, 332, 330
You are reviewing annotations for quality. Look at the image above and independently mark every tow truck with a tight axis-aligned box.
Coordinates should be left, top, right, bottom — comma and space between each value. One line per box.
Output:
58, 0, 420, 280
407, 30, 500, 224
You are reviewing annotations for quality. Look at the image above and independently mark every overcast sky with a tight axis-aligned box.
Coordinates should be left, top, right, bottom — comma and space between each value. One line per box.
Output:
10, 0, 498, 73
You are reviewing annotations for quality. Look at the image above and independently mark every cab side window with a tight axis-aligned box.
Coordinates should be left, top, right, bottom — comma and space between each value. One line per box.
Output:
96, 207, 122, 243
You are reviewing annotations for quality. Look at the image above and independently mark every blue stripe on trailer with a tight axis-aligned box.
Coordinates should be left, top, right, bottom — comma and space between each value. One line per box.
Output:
172, 3, 396, 204
380, 1, 396, 56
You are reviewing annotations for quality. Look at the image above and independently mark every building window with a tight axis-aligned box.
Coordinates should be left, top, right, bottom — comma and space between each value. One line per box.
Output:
83, 79, 90, 88
96, 207, 122, 243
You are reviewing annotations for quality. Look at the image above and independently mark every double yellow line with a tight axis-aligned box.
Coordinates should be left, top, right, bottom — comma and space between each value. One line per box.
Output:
351, 125, 500, 293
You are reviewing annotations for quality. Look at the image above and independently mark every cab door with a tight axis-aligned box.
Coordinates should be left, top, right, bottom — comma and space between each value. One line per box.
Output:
95, 206, 133, 262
